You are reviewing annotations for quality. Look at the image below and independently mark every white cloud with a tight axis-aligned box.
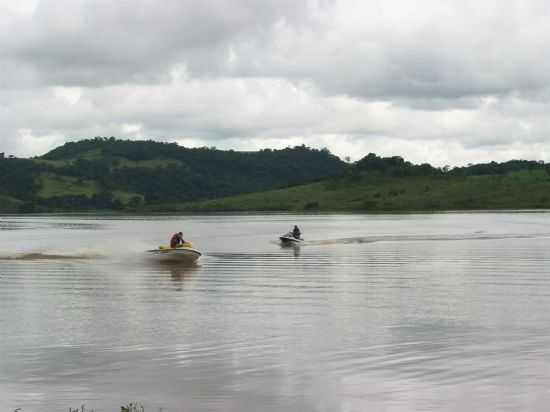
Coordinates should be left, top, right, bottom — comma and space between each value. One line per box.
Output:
15, 129, 65, 158
2, 0, 550, 166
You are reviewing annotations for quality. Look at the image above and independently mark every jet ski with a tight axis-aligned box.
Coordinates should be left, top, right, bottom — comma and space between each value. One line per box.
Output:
147, 241, 202, 262
279, 232, 304, 245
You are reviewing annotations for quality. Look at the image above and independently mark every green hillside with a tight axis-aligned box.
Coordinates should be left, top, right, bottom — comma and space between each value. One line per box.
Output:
2, 138, 550, 213
37, 173, 99, 198
0, 137, 346, 212
178, 165, 550, 212
0, 195, 23, 212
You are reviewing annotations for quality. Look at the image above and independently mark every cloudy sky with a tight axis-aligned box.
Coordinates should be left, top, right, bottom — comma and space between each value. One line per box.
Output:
2, 0, 550, 165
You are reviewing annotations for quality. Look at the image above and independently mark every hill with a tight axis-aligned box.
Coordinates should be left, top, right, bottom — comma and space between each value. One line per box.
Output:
3, 140, 550, 213
0, 137, 346, 212
176, 156, 550, 212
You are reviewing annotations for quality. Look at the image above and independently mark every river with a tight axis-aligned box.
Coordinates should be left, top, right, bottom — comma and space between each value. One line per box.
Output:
2, 212, 550, 411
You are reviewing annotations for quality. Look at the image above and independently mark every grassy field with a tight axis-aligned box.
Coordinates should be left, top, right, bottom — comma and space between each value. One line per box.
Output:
33, 158, 71, 168
112, 158, 182, 169
36, 173, 99, 198
176, 169, 550, 212
34, 157, 181, 169
8, 167, 550, 213
112, 190, 144, 204
36, 173, 141, 205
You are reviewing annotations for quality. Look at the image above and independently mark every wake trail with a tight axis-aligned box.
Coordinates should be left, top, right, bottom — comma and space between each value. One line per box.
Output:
302, 232, 550, 246
0, 251, 104, 261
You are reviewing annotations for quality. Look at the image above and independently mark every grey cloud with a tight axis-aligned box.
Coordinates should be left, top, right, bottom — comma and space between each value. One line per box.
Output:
223, 0, 550, 101
3, 0, 550, 166
1, 0, 309, 87
4, 0, 550, 100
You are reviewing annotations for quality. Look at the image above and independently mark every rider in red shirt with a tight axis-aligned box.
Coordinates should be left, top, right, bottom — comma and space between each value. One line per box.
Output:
170, 232, 184, 248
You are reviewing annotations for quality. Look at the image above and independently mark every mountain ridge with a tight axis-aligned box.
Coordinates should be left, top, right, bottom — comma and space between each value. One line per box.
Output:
2, 137, 550, 213
1, 137, 347, 212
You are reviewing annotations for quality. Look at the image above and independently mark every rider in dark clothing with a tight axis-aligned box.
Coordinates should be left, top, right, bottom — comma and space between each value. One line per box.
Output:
292, 225, 301, 239
170, 232, 185, 248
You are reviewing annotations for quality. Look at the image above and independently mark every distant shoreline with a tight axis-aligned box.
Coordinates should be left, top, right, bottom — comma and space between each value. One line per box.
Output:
4, 138, 550, 214
4, 207, 550, 216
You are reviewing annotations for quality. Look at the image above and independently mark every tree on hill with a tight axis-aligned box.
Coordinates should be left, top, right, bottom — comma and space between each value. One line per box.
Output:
449, 159, 545, 176
353, 153, 441, 177
5, 137, 550, 213
0, 157, 40, 200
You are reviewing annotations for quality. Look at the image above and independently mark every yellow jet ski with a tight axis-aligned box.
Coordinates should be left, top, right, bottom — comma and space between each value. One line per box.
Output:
147, 241, 202, 262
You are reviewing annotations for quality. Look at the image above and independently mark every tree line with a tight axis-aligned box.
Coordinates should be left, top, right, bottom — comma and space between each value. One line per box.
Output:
2, 138, 550, 212
1, 138, 346, 211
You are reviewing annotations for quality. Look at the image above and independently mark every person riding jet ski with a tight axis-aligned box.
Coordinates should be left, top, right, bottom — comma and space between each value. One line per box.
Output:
170, 232, 185, 248
292, 225, 301, 239
279, 225, 304, 245
148, 233, 201, 262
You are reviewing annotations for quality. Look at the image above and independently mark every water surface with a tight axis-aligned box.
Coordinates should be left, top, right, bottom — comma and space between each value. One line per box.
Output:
2, 212, 550, 411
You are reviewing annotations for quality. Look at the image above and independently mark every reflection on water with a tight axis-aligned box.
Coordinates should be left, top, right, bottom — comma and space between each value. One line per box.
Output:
168, 266, 196, 284
2, 212, 550, 411
153, 261, 200, 284
279, 242, 301, 257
